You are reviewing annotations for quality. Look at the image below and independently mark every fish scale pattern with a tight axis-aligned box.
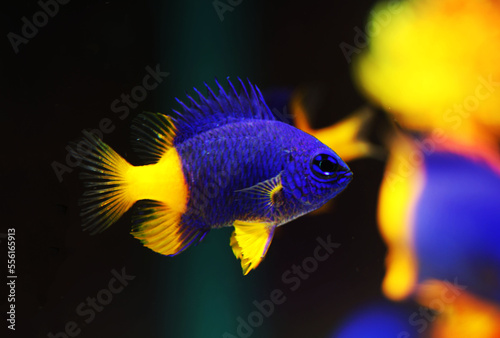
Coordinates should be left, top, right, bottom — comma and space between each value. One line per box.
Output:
177, 120, 300, 230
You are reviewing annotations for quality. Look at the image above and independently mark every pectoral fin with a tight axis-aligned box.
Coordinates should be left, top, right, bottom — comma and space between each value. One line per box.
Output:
230, 220, 276, 275
235, 173, 284, 217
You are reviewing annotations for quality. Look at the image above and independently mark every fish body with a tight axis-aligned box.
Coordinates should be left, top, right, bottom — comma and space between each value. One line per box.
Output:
80, 79, 352, 274
178, 119, 348, 229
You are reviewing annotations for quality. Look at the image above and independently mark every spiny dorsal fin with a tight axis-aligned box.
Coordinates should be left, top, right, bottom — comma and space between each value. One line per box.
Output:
130, 112, 177, 163
230, 220, 276, 275
172, 78, 283, 145
131, 201, 208, 256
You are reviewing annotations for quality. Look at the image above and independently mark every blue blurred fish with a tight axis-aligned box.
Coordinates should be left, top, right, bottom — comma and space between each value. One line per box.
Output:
80, 78, 352, 274
414, 149, 500, 303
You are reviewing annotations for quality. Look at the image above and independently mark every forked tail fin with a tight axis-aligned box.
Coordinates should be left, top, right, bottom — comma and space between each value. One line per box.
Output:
76, 113, 204, 258
78, 136, 136, 235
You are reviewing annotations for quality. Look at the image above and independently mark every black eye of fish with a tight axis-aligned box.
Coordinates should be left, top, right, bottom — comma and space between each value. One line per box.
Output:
311, 154, 340, 180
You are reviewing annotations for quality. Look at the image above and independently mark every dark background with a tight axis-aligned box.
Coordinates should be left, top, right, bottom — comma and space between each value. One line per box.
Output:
1, 1, 397, 337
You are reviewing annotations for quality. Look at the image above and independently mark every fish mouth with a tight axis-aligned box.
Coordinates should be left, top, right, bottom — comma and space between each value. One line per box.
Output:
337, 170, 353, 185
343, 170, 353, 178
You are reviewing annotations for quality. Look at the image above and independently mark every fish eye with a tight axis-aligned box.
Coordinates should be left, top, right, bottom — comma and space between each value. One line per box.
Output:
310, 154, 341, 180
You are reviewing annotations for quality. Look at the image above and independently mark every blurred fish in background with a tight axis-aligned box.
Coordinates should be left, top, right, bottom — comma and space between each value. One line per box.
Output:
354, 0, 500, 149
333, 301, 416, 338
328, 0, 500, 336
291, 92, 382, 163
415, 279, 500, 337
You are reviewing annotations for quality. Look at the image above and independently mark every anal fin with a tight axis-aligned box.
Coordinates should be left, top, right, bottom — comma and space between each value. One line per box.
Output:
230, 220, 276, 275
131, 201, 207, 256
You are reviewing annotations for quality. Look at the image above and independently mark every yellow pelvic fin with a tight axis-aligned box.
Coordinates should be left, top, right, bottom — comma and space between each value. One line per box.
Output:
131, 201, 207, 256
230, 220, 276, 275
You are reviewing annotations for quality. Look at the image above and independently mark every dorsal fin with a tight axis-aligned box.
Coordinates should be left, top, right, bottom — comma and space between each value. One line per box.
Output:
172, 78, 282, 145
130, 78, 286, 161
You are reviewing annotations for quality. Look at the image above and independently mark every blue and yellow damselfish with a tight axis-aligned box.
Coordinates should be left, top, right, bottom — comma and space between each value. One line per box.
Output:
80, 79, 352, 274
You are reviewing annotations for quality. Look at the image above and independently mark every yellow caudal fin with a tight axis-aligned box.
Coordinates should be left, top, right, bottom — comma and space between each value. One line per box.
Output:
78, 113, 180, 235
79, 136, 136, 234
230, 220, 276, 275
79, 112, 198, 257
79, 113, 183, 234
